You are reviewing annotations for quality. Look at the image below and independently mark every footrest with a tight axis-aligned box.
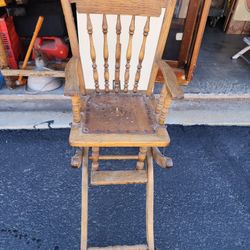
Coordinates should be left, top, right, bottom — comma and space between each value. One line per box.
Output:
88, 244, 148, 250
91, 170, 147, 186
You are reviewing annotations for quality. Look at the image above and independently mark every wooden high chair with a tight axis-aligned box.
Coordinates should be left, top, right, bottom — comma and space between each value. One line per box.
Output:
61, 0, 183, 249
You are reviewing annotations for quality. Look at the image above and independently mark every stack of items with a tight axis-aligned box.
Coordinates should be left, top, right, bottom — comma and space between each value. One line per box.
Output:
0, 0, 69, 91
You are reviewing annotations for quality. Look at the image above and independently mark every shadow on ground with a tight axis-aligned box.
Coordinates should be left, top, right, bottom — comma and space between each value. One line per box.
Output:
0, 126, 250, 249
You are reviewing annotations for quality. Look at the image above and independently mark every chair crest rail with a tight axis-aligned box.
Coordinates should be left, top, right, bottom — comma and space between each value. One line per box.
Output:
71, 0, 162, 17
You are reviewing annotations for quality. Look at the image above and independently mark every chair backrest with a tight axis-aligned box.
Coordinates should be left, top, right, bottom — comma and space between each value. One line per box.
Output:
63, 0, 176, 94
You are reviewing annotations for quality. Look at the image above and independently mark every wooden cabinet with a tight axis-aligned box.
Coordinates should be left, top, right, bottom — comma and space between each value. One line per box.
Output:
158, 0, 212, 85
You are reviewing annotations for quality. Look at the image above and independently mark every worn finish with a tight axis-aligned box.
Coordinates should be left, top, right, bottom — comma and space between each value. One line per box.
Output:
62, 1, 179, 249
82, 94, 157, 134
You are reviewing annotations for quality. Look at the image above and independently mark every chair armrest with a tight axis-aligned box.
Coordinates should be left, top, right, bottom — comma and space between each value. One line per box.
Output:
157, 60, 184, 99
64, 57, 82, 96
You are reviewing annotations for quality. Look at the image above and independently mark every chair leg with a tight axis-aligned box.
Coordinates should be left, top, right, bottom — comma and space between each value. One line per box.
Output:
146, 149, 154, 250
92, 147, 100, 171
81, 147, 89, 250
80, 147, 155, 249
136, 147, 147, 170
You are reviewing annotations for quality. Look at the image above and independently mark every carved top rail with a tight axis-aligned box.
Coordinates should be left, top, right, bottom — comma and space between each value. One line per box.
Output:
70, 0, 162, 16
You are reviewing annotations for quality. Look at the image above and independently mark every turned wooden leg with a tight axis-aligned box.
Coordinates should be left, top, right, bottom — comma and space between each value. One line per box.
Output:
156, 85, 167, 114
136, 147, 147, 170
91, 147, 100, 171
72, 96, 81, 124
81, 147, 89, 250
146, 149, 154, 250
71, 148, 83, 168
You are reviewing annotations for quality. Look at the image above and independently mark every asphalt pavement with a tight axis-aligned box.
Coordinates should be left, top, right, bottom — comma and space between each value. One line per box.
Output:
0, 126, 250, 250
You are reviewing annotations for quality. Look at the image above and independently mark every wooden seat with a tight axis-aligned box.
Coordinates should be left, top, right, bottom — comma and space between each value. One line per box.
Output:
69, 93, 170, 147
83, 94, 156, 134
61, 0, 184, 249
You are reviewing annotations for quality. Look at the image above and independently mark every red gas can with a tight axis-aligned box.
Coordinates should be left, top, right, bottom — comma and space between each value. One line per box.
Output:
33, 37, 69, 60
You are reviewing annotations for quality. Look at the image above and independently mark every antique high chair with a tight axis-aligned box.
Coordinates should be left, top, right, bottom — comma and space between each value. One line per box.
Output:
61, 0, 183, 249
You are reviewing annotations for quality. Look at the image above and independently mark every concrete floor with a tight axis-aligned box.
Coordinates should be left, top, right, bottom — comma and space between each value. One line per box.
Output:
1, 97, 250, 129
0, 126, 250, 249
184, 25, 250, 95
162, 21, 250, 95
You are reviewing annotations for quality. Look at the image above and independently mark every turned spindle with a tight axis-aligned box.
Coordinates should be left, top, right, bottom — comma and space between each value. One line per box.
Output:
133, 17, 150, 93
159, 91, 172, 125
72, 96, 81, 124
114, 15, 122, 93
136, 147, 147, 170
87, 14, 100, 93
102, 14, 109, 93
124, 16, 135, 93
156, 85, 167, 114
92, 147, 100, 171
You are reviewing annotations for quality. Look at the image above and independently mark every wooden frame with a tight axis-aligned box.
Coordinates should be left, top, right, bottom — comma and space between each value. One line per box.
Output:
72, 0, 162, 17
61, 1, 184, 249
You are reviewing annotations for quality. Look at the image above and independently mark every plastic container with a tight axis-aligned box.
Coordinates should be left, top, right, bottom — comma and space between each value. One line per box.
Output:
33, 37, 69, 60
0, 15, 21, 69
0, 72, 5, 89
